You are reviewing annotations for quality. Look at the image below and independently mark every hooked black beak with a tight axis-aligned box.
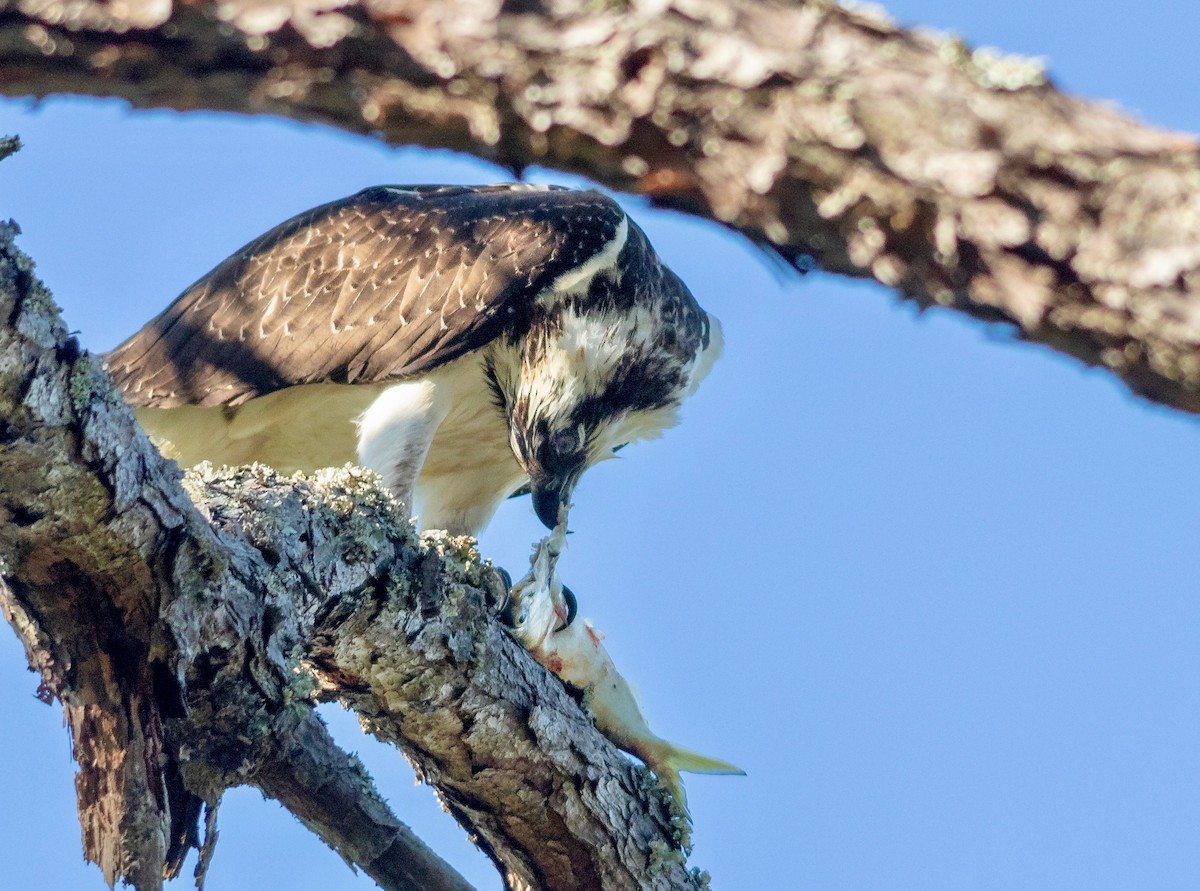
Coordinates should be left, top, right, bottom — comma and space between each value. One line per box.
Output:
530, 480, 569, 529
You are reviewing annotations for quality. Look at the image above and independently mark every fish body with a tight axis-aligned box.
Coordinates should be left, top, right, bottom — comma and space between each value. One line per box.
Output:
508, 526, 744, 819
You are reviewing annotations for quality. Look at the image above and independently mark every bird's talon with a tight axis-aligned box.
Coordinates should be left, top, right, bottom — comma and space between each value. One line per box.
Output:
554, 584, 578, 633
494, 566, 517, 626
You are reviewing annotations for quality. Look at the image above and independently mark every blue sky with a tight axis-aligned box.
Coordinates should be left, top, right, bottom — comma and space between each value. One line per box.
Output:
2, 1, 1199, 889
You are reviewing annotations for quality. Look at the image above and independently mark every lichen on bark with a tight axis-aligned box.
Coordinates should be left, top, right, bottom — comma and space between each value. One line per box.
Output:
0, 211, 705, 889
6, 0, 1200, 411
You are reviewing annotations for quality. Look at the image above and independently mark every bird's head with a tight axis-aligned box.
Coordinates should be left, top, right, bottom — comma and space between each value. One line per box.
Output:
503, 306, 724, 529
513, 418, 592, 528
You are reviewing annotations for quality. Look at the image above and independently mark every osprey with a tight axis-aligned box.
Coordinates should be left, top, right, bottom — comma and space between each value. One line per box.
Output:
106, 185, 723, 535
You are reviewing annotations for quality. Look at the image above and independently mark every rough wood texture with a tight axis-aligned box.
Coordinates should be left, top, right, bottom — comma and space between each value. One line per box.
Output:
0, 221, 701, 889
3, 0, 1200, 410
200, 466, 698, 891
0, 217, 180, 889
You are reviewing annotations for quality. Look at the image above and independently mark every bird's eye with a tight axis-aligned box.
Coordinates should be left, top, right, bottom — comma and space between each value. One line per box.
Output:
550, 428, 582, 455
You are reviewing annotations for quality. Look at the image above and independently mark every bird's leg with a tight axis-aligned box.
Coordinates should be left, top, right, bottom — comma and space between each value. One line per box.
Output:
356, 380, 447, 521
504, 518, 573, 638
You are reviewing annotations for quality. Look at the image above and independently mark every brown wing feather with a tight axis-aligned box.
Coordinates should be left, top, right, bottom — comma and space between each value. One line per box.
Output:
105, 185, 626, 408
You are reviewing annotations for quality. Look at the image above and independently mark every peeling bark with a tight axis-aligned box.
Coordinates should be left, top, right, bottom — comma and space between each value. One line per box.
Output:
0, 222, 701, 889
3, 0, 1200, 411
5, 0, 1200, 887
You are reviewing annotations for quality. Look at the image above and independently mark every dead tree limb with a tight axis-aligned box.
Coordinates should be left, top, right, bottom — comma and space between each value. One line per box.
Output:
0, 222, 700, 889
5, 0, 1200, 886
2, 0, 1200, 410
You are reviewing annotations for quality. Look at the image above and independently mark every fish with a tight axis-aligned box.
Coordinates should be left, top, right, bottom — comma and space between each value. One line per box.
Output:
505, 522, 745, 826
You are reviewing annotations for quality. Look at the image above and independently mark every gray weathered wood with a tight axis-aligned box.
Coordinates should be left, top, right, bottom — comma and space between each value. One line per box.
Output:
0, 218, 700, 889
2, 0, 1200, 411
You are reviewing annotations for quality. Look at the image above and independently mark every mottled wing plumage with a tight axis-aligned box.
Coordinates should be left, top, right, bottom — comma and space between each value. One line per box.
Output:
106, 185, 627, 408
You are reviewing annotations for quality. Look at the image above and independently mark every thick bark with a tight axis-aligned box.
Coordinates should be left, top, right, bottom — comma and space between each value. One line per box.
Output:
0, 221, 700, 889
253, 710, 476, 891
5, 0, 1200, 887
2, 0, 1200, 411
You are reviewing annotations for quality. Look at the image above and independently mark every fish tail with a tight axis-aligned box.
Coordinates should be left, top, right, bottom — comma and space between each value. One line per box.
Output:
639, 738, 745, 821
653, 739, 746, 777
654, 762, 688, 818
639, 740, 744, 836
651, 762, 697, 849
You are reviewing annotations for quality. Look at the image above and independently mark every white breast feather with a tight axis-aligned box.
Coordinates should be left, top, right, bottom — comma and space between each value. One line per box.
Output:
356, 378, 446, 494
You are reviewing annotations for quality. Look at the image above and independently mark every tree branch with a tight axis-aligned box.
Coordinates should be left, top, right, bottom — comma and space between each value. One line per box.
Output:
7, 0, 1200, 885
253, 709, 475, 891
3, 0, 1200, 411
0, 221, 699, 889
197, 466, 697, 890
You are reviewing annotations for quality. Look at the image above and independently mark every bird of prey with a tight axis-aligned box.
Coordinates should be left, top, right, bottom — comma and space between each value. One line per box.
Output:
105, 184, 723, 536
